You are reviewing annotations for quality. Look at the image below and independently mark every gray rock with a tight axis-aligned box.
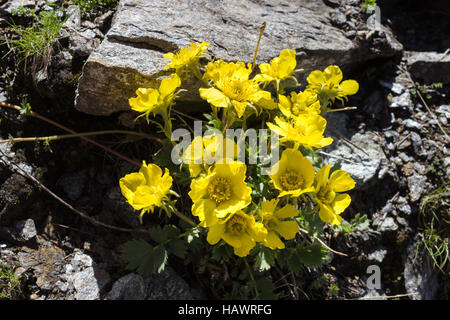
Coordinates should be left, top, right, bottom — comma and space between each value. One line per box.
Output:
381, 202, 394, 215
57, 169, 88, 201
403, 119, 421, 130
368, 247, 387, 263
410, 132, 422, 153
71, 251, 94, 270
406, 51, 450, 84
75, 0, 402, 115
145, 266, 198, 300
398, 152, 411, 163
377, 217, 398, 233
14, 218, 37, 241
378, 80, 405, 95
63, 5, 82, 30
404, 237, 439, 300
390, 91, 412, 109
72, 267, 110, 300
397, 203, 412, 215
322, 131, 387, 188
436, 105, 450, 119
0, 0, 36, 14
104, 273, 146, 300
407, 173, 427, 202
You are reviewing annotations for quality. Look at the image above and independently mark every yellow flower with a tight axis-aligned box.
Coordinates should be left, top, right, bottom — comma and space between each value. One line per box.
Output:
267, 114, 333, 150
163, 42, 210, 72
188, 162, 252, 227
278, 91, 321, 118
207, 210, 267, 257
199, 60, 275, 118
313, 164, 356, 225
182, 134, 240, 177
119, 161, 173, 221
254, 49, 297, 83
306, 65, 359, 105
259, 199, 299, 250
268, 148, 315, 197
129, 73, 181, 119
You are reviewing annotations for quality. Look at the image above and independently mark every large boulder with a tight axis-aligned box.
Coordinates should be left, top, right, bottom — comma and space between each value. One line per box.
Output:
75, 0, 403, 116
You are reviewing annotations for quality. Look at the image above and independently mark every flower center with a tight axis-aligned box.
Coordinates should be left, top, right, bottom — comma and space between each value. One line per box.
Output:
226, 214, 248, 235
291, 104, 301, 116
279, 169, 304, 191
262, 214, 278, 230
317, 187, 336, 204
208, 177, 232, 203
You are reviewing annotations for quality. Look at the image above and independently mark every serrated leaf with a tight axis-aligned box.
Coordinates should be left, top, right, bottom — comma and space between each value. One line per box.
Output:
255, 247, 275, 272
254, 278, 278, 300
168, 239, 187, 259
148, 226, 168, 244
121, 240, 168, 277
302, 212, 324, 237
286, 248, 302, 275
211, 242, 232, 261
297, 243, 330, 268
121, 240, 154, 271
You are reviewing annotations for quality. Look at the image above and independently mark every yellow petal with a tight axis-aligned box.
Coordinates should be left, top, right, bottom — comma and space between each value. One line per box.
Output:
119, 172, 145, 201
207, 223, 225, 245
278, 94, 292, 118
140, 162, 162, 184
340, 80, 359, 95
318, 202, 342, 225
159, 73, 181, 98
307, 70, 326, 87
275, 204, 298, 219
315, 164, 332, 190
264, 231, 285, 250
188, 175, 211, 202
277, 49, 296, 79
231, 100, 248, 118
323, 65, 343, 84
233, 236, 256, 257
328, 170, 356, 192
129, 88, 159, 113
274, 221, 299, 240
332, 193, 351, 215
199, 87, 230, 108
192, 198, 218, 227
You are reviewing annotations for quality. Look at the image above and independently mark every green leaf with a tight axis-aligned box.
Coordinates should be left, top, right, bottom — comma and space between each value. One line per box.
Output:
148, 224, 180, 244
121, 240, 168, 277
211, 242, 233, 262
254, 246, 276, 272
286, 248, 302, 275
254, 278, 278, 300
302, 212, 324, 237
148, 226, 169, 244
167, 239, 187, 259
297, 242, 330, 268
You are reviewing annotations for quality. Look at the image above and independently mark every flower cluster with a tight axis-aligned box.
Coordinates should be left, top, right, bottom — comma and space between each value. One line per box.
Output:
120, 42, 358, 258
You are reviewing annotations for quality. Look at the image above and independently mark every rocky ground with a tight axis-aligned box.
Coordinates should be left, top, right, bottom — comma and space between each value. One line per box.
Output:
0, 0, 449, 300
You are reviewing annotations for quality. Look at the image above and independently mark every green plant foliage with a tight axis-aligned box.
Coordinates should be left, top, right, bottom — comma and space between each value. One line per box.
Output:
7, 8, 65, 79
121, 239, 168, 277
418, 183, 450, 274
254, 245, 276, 272
296, 242, 331, 268
73, 0, 119, 18
0, 263, 22, 300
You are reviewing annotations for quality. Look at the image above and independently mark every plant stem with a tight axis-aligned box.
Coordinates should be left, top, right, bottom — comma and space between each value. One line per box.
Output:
325, 106, 357, 113
171, 207, 198, 228
244, 257, 259, 299
0, 102, 143, 167
0, 130, 162, 144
